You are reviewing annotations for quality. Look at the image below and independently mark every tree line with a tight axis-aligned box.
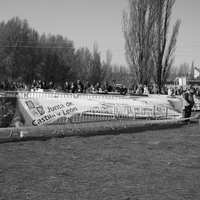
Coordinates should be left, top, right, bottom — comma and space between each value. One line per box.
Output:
0, 16, 129, 88
0, 0, 182, 92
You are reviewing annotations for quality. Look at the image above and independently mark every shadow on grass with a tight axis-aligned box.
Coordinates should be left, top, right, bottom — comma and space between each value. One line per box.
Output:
0, 132, 68, 144
0, 120, 197, 144
78, 121, 196, 137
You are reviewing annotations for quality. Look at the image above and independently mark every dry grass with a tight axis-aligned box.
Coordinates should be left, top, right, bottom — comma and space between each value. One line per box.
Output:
0, 114, 200, 200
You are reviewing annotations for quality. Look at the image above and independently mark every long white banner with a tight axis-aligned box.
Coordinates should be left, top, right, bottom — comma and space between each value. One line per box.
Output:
18, 95, 183, 126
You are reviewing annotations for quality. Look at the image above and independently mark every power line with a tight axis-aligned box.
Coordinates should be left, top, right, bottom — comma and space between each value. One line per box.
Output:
0, 44, 75, 49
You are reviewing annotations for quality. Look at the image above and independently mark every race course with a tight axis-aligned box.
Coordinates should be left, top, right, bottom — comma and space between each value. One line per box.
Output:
0, 113, 200, 200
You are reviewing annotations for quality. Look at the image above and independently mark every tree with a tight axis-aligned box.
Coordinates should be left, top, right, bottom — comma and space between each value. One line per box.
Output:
54, 35, 75, 84
177, 62, 190, 77
152, 0, 181, 92
168, 65, 178, 81
122, 0, 180, 91
88, 42, 102, 85
21, 28, 41, 83
73, 47, 92, 82
190, 60, 194, 80
39, 33, 75, 86
122, 0, 157, 86
0, 17, 31, 82
101, 49, 113, 82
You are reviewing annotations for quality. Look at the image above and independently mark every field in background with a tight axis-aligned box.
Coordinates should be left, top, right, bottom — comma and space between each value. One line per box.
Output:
0, 113, 200, 200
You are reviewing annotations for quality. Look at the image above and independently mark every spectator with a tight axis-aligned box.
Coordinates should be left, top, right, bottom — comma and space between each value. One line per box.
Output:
10, 82, 17, 91
87, 84, 95, 93
84, 80, 91, 93
136, 84, 143, 94
128, 85, 134, 94
48, 81, 55, 90
120, 85, 127, 95
174, 87, 179, 95
94, 82, 101, 93
167, 87, 174, 96
161, 86, 168, 95
183, 87, 196, 123
36, 80, 42, 89
143, 85, 150, 95
151, 84, 159, 94
77, 80, 84, 93
70, 82, 77, 93
41, 81, 48, 90
101, 81, 112, 93
195, 87, 200, 99
31, 79, 37, 91
178, 86, 184, 96
64, 81, 71, 93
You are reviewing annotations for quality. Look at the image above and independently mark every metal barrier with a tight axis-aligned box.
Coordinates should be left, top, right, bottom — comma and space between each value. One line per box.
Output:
0, 91, 183, 125
0, 91, 193, 140
16, 91, 131, 99
0, 111, 199, 140
49, 103, 181, 125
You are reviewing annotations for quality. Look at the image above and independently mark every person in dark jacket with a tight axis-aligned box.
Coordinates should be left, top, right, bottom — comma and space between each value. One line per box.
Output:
183, 87, 196, 123
77, 80, 84, 93
84, 80, 91, 93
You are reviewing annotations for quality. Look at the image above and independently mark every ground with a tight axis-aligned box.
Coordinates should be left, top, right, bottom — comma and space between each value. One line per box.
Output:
0, 115, 200, 200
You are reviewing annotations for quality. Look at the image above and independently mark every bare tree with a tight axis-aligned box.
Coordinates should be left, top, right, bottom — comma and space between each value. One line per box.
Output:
106, 49, 112, 67
177, 62, 190, 77
122, 0, 157, 86
101, 49, 113, 82
122, 0, 180, 90
168, 65, 178, 81
89, 41, 102, 85
190, 60, 194, 80
152, 0, 181, 91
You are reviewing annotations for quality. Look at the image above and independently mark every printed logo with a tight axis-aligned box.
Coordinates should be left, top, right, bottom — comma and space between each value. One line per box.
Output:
25, 99, 45, 117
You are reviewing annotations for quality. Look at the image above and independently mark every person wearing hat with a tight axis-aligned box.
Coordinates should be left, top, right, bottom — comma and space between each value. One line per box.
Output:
183, 87, 196, 123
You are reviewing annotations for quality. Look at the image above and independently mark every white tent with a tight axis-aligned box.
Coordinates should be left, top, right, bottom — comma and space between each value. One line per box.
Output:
174, 76, 187, 86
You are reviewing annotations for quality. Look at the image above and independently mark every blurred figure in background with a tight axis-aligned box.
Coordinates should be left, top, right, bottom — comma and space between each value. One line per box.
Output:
64, 81, 71, 93
143, 85, 150, 95
70, 82, 77, 93
84, 80, 91, 93
77, 80, 84, 93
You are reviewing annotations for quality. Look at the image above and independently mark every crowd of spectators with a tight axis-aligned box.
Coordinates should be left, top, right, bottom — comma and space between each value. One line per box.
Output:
128, 83, 200, 99
1, 79, 200, 99
0, 79, 127, 95
0, 81, 29, 91
30, 79, 128, 95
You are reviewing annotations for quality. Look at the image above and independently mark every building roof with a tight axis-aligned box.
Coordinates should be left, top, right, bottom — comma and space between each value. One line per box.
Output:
194, 67, 200, 73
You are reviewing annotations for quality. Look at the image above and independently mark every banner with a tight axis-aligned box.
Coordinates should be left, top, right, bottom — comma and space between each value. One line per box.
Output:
18, 97, 101, 126
17, 95, 183, 127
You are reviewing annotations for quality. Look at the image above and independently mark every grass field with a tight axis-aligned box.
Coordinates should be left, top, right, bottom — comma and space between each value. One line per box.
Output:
0, 113, 200, 200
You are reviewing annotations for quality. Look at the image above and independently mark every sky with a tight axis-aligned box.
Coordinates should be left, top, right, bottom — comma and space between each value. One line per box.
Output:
0, 0, 200, 68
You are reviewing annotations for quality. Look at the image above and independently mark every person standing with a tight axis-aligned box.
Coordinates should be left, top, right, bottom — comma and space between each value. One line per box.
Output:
183, 87, 196, 123
84, 80, 91, 93
151, 84, 159, 94
77, 80, 84, 93
64, 81, 71, 93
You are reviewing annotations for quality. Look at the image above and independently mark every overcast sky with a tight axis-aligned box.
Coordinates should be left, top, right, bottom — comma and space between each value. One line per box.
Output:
0, 0, 200, 68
